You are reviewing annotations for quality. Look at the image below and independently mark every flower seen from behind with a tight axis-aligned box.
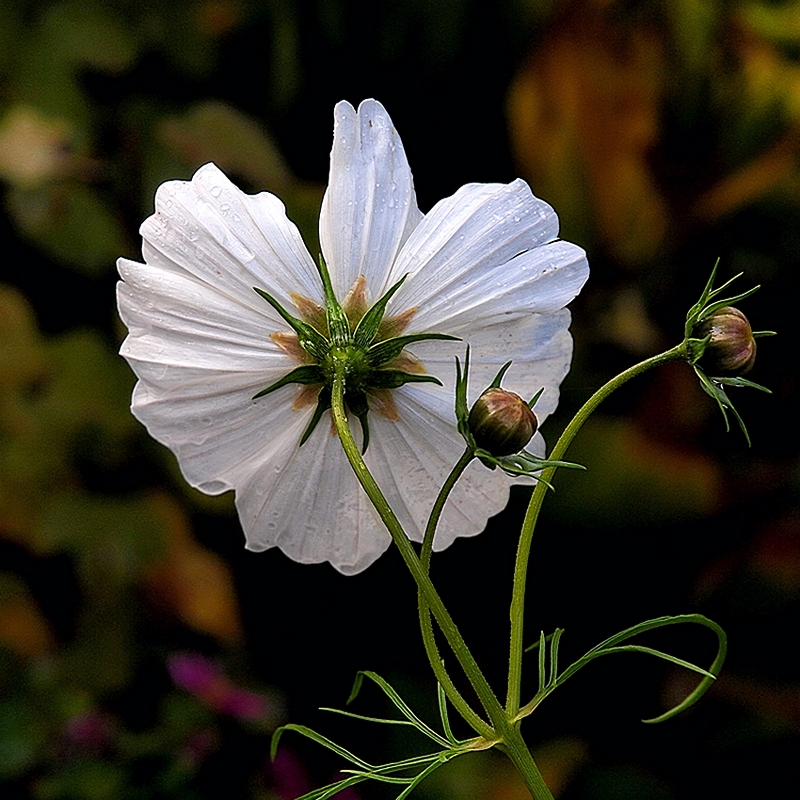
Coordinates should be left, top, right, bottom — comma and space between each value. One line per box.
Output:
117, 99, 589, 574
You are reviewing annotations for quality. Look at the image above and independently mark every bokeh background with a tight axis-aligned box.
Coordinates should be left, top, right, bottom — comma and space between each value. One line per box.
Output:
1, 1, 799, 798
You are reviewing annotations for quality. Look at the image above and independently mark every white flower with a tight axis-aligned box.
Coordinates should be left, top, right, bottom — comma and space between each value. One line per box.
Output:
117, 99, 589, 575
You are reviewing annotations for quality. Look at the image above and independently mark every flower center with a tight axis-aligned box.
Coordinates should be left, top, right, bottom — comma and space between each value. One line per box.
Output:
252, 263, 458, 453
321, 344, 372, 394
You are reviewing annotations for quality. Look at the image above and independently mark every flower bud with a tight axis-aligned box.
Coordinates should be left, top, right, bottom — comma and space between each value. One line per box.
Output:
468, 388, 538, 456
694, 306, 756, 375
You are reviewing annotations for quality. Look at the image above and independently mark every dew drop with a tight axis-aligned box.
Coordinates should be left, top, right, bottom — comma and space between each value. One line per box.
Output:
210, 185, 222, 197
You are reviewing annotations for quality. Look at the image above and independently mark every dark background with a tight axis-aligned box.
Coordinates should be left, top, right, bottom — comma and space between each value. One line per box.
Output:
1, 1, 799, 798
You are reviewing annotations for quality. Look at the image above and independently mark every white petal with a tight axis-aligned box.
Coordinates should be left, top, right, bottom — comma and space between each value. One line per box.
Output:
386, 180, 588, 329
319, 99, 423, 298
411, 308, 576, 425
139, 163, 322, 312
367, 388, 514, 550
118, 259, 290, 379
237, 415, 391, 575
130, 371, 315, 494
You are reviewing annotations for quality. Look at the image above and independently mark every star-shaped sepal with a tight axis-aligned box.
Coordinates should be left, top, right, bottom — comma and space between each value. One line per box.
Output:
252, 258, 458, 453
454, 348, 584, 487
684, 261, 775, 446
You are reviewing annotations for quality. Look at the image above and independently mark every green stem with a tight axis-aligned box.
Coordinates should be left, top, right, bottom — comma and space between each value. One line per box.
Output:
329, 371, 502, 728
506, 343, 687, 716
500, 725, 554, 800
417, 449, 493, 738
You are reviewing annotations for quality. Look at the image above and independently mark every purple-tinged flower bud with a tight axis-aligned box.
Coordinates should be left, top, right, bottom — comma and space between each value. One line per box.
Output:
468, 388, 538, 456
695, 306, 757, 375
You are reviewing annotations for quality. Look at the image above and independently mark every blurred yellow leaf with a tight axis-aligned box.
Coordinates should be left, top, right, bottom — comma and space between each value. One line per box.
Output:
507, 5, 667, 266
0, 574, 53, 658
41, 1, 138, 73
7, 182, 127, 274
158, 100, 293, 191
0, 106, 73, 189
145, 494, 243, 645
739, 0, 800, 46
0, 289, 137, 547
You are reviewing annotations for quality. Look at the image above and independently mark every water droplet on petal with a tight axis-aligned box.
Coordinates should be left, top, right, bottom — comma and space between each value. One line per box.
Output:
210, 185, 222, 197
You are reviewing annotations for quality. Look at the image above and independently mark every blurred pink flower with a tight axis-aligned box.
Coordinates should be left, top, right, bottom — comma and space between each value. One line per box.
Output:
167, 652, 272, 721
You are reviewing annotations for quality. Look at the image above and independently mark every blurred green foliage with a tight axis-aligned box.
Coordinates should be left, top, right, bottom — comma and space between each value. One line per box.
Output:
0, 0, 799, 798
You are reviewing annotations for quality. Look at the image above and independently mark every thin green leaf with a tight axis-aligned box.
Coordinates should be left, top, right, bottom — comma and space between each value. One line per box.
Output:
538, 631, 546, 693
715, 376, 772, 393
347, 671, 450, 747
697, 285, 760, 322
299, 390, 331, 446
293, 774, 370, 800
596, 645, 715, 678
395, 759, 447, 800
684, 259, 720, 336
555, 614, 727, 724
437, 682, 458, 745
549, 628, 564, 687
369, 371, 443, 390
271, 723, 373, 770
319, 708, 420, 727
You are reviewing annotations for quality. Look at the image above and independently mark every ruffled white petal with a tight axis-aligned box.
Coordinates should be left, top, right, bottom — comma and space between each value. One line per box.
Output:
117, 258, 289, 379
238, 415, 391, 575
410, 308, 576, 425
366, 390, 513, 551
140, 163, 323, 312
319, 99, 423, 298
386, 181, 588, 330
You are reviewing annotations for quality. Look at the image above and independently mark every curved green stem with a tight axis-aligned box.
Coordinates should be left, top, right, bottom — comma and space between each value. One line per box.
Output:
417, 449, 493, 738
329, 372, 502, 727
506, 343, 687, 716
331, 370, 555, 799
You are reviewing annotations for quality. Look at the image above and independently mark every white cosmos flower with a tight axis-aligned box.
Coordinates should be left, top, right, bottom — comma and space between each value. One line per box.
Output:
117, 99, 589, 575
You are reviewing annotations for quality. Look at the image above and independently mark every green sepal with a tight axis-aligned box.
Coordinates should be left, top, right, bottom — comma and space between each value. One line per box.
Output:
252, 365, 323, 399
253, 287, 329, 360
299, 388, 331, 446
684, 259, 761, 340
686, 335, 711, 365
714, 375, 772, 393
369, 370, 443, 390
454, 350, 473, 445
346, 391, 371, 454
316, 254, 351, 346
693, 366, 751, 446
527, 386, 545, 410
353, 275, 407, 348
489, 361, 513, 389
475, 449, 585, 485
368, 332, 459, 368
456, 345, 469, 438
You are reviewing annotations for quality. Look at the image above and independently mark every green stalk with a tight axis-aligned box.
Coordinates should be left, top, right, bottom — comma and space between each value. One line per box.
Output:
329, 371, 501, 724
506, 343, 687, 716
416, 448, 493, 738
330, 370, 554, 799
